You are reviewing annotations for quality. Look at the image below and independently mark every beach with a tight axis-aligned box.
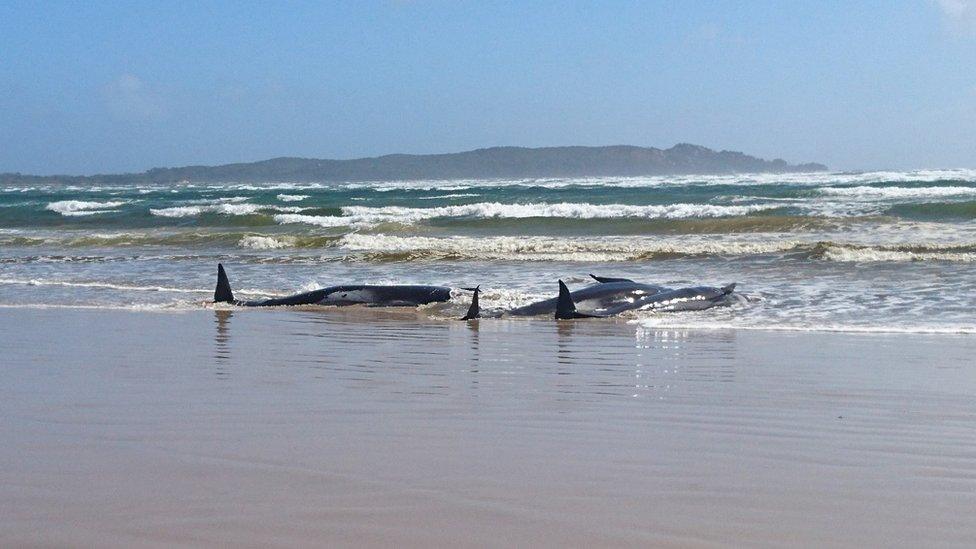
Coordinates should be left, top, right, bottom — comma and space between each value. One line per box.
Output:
2, 307, 974, 547
8, 2, 976, 545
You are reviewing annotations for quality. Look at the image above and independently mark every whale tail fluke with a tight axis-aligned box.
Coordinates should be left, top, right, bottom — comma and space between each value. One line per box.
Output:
555, 280, 602, 320
589, 274, 636, 284
461, 286, 481, 320
214, 263, 235, 303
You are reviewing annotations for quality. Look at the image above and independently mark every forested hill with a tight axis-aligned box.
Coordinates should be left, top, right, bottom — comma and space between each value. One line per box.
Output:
2, 144, 827, 184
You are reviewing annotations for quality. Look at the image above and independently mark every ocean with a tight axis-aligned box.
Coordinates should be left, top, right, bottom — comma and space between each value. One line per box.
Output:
3, 170, 976, 332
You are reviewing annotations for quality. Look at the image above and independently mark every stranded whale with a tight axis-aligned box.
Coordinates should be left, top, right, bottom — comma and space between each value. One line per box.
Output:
460, 275, 738, 320
554, 279, 737, 319
213, 264, 454, 307
505, 274, 670, 316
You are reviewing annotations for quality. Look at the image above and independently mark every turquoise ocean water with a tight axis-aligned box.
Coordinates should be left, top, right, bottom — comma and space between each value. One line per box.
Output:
3, 170, 976, 332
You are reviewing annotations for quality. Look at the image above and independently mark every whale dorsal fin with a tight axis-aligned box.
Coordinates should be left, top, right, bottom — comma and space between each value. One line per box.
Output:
556, 280, 601, 319
721, 283, 736, 295
214, 263, 235, 303
555, 280, 577, 319
461, 286, 480, 320
589, 274, 635, 284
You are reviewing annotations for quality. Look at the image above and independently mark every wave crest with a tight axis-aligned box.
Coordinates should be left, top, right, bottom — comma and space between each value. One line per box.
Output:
338, 234, 803, 261
818, 185, 976, 199
150, 203, 306, 217
336, 234, 976, 263
811, 242, 976, 262
238, 235, 295, 249
46, 200, 127, 216
273, 202, 779, 228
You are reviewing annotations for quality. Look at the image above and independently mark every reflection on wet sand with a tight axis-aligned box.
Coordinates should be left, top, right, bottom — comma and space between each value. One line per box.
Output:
637, 327, 739, 386
464, 319, 480, 379
212, 309, 234, 380
223, 308, 746, 401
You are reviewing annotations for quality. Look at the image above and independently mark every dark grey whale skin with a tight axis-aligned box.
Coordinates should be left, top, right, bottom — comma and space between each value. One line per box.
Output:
235, 285, 453, 307
506, 280, 669, 316
535, 277, 739, 319
599, 284, 738, 315
213, 264, 452, 308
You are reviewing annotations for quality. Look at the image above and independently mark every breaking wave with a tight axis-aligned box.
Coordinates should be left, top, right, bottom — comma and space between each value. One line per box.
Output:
417, 193, 482, 200
150, 203, 306, 217
274, 202, 779, 228
336, 234, 801, 261
333, 234, 976, 263
0, 230, 343, 249
7, 226, 976, 263
238, 235, 295, 249
809, 242, 976, 262
46, 200, 127, 216
818, 185, 976, 199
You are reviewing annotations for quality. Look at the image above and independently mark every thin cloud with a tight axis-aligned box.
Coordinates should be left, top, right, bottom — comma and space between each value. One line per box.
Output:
103, 74, 166, 121
935, 0, 976, 29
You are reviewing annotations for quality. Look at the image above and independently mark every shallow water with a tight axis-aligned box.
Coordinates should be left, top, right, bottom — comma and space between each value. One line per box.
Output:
2, 308, 974, 547
3, 170, 976, 332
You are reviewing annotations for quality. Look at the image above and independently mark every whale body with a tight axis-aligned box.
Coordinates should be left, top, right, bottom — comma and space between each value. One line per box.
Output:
554, 279, 737, 319
213, 264, 452, 307
460, 274, 739, 320
505, 275, 669, 316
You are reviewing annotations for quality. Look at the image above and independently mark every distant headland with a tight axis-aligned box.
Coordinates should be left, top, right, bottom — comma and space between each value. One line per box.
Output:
1, 144, 826, 184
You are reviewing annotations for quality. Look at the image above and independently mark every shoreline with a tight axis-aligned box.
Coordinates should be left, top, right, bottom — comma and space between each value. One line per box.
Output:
1, 303, 974, 335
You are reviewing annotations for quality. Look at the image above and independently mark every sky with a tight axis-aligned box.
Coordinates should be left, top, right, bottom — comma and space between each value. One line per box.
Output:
1, 0, 975, 175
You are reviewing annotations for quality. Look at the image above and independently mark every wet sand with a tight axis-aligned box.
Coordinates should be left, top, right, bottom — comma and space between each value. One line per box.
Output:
1, 307, 975, 547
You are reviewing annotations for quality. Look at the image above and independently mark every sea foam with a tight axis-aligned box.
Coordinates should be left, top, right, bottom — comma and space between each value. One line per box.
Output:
46, 200, 127, 216
817, 185, 976, 199
273, 202, 779, 228
238, 235, 295, 249
150, 203, 306, 217
337, 234, 803, 261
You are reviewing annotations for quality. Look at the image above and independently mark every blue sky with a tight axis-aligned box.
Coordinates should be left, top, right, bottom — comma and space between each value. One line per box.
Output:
1, 1, 975, 174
